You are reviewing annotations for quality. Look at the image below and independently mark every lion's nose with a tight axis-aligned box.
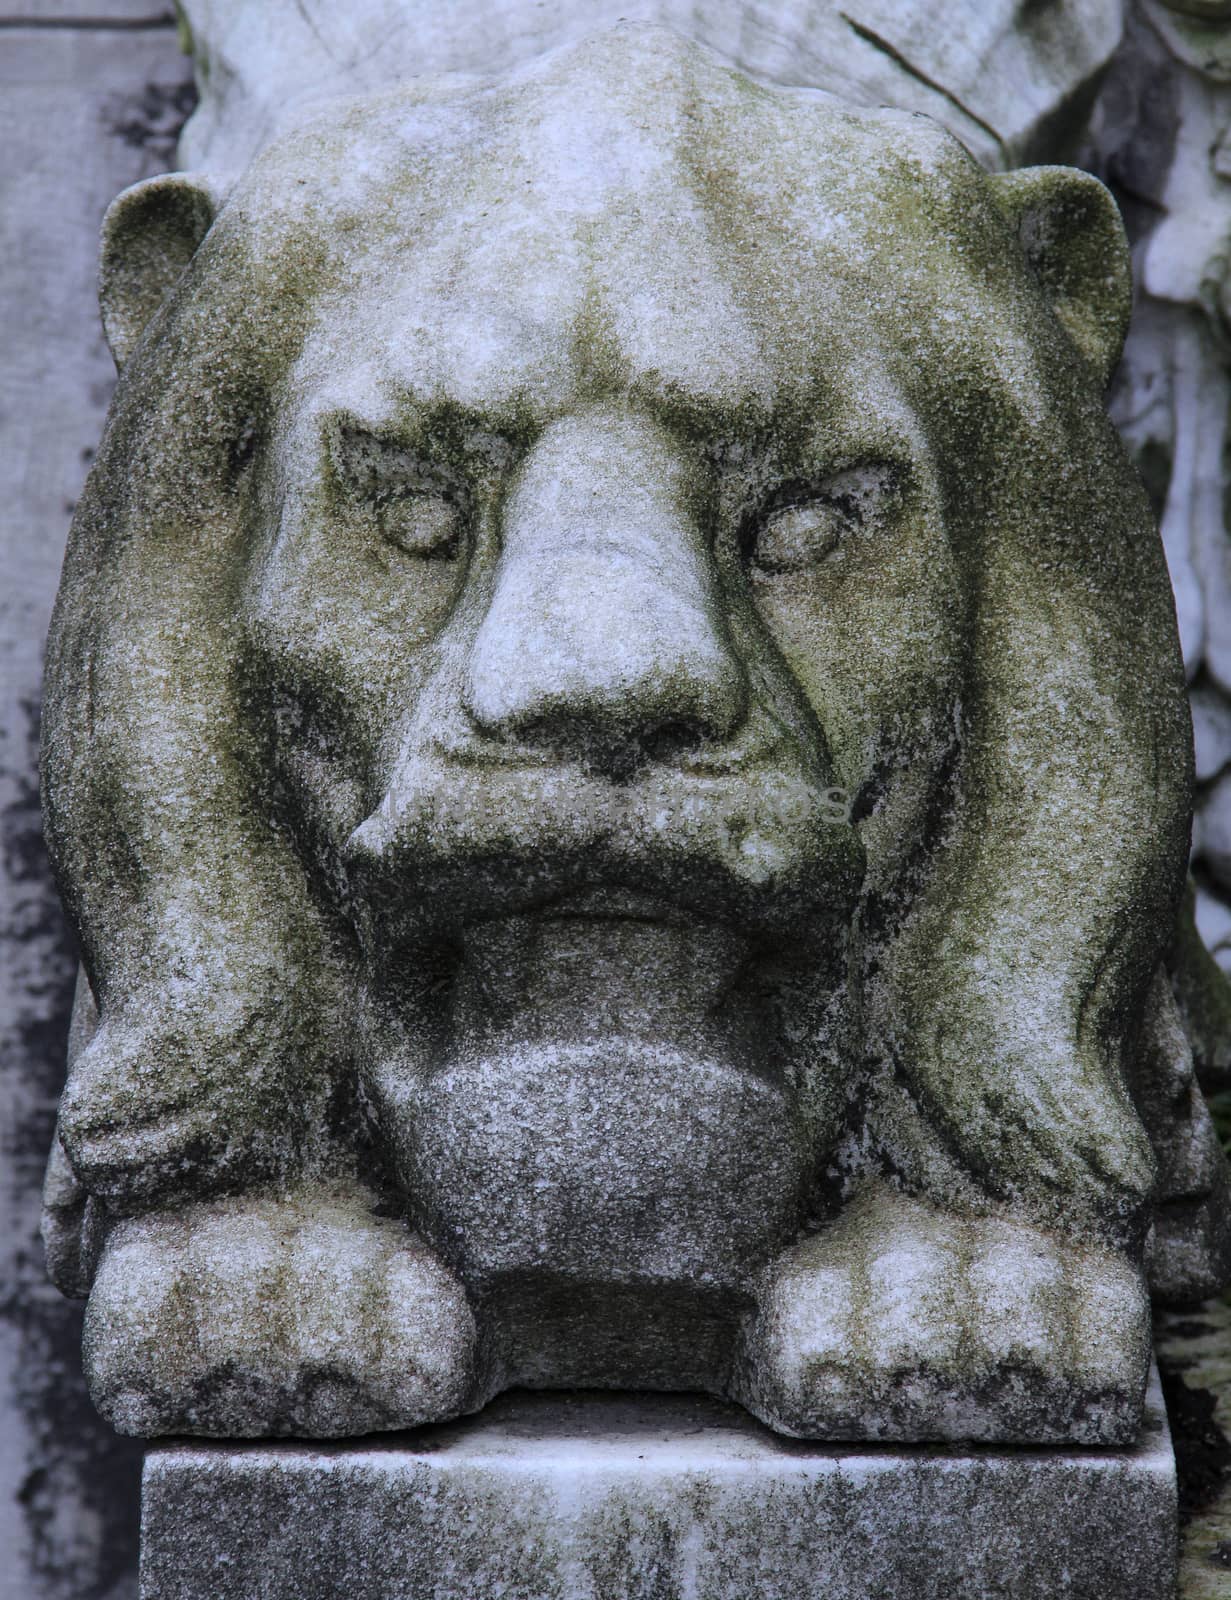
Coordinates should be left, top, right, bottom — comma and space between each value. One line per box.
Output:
463, 408, 746, 772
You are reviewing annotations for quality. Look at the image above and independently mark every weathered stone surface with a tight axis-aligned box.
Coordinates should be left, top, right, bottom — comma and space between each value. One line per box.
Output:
20, 4, 1231, 1594
737, 1188, 1152, 1445
39, 13, 1231, 1446
138, 1373, 1178, 1600
176, 0, 1126, 177
84, 1191, 479, 1439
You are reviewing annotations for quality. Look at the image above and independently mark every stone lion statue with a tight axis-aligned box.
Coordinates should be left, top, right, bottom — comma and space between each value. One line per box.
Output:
41, 23, 1231, 1443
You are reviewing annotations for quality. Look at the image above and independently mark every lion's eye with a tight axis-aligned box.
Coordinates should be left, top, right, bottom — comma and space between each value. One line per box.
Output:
752, 500, 844, 573
328, 421, 471, 561
378, 494, 462, 560
747, 464, 899, 576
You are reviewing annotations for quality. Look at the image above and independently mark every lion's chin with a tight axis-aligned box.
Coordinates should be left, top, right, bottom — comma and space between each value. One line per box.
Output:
369, 1034, 814, 1301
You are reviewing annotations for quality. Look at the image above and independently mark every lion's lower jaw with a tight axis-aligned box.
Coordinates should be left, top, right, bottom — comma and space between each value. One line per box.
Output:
369, 1037, 816, 1389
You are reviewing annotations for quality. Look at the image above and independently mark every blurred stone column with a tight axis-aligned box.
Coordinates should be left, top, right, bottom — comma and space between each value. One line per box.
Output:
0, 8, 192, 1598
1089, 1, 1231, 971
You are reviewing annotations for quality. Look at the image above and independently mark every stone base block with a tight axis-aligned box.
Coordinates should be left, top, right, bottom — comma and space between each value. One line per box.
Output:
140, 1367, 1178, 1600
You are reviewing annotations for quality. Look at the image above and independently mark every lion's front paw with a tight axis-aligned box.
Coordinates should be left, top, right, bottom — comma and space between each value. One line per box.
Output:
733, 1186, 1150, 1445
83, 1191, 479, 1436
58, 1015, 288, 1213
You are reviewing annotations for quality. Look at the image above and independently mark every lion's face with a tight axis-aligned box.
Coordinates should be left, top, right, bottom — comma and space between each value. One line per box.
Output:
229, 56, 1002, 1289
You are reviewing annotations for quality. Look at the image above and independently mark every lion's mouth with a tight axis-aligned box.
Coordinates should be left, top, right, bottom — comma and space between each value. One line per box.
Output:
446, 889, 758, 1062
355, 879, 841, 1295
527, 886, 716, 926
352, 852, 853, 1100
343, 758, 864, 1118
340, 750, 868, 961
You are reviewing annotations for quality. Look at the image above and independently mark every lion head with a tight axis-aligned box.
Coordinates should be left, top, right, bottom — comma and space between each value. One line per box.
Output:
42, 26, 1231, 1441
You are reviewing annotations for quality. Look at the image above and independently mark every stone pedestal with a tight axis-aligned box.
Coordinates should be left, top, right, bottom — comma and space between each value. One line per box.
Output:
139, 1367, 1178, 1600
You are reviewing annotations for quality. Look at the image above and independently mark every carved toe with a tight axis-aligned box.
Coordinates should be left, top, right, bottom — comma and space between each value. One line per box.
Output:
733, 1187, 1150, 1444
83, 1191, 478, 1437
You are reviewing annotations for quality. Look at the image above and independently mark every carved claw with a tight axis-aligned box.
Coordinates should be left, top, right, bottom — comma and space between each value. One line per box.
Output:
733, 1185, 1151, 1446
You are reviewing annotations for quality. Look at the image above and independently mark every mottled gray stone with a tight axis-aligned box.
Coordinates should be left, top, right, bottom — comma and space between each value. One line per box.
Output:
176, 0, 1125, 178
19, 5, 1231, 1597
40, 6, 1231, 1451
138, 1373, 1178, 1600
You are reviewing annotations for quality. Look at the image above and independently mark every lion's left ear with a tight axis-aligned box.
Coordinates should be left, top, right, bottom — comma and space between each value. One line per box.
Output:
990, 166, 1132, 389
99, 172, 219, 370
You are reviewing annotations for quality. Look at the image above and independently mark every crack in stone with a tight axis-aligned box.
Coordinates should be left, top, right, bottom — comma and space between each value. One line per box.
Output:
839, 10, 1009, 163
0, 12, 175, 30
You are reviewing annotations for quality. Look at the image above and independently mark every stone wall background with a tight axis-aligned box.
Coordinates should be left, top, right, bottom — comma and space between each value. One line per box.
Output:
0, 8, 192, 1598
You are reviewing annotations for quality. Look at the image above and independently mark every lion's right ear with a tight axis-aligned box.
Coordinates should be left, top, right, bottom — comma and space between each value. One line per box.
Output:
989, 166, 1132, 389
99, 173, 218, 370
